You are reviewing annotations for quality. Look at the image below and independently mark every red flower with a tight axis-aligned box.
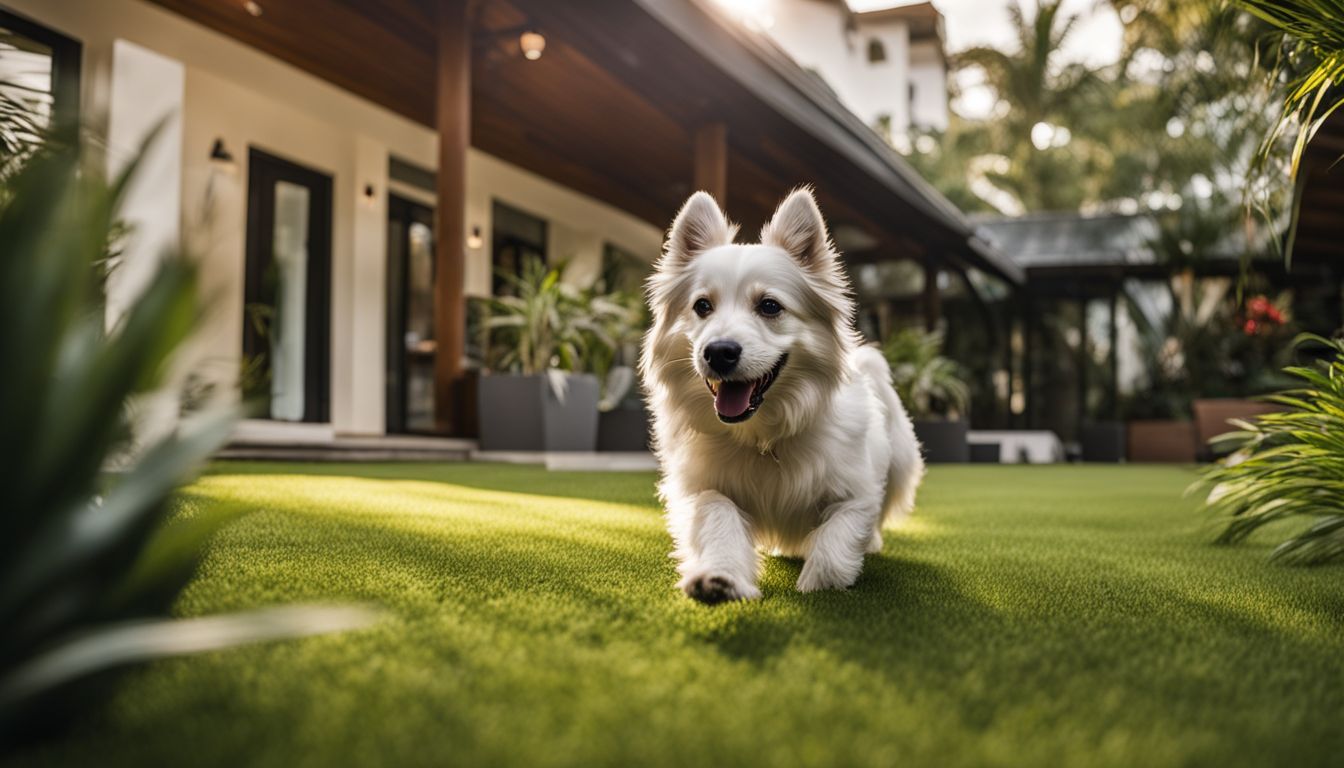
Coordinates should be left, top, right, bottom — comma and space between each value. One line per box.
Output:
1243, 319, 1259, 336
1247, 296, 1271, 316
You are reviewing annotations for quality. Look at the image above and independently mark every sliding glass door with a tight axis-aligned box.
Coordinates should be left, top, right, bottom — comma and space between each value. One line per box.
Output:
385, 194, 436, 434
242, 148, 332, 423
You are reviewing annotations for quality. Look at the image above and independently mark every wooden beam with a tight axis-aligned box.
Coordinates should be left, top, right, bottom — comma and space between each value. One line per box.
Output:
434, 0, 470, 434
693, 122, 728, 203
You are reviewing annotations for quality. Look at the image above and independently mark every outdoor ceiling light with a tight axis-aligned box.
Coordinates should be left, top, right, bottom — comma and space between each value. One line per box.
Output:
519, 30, 546, 61
209, 138, 236, 173
466, 226, 484, 250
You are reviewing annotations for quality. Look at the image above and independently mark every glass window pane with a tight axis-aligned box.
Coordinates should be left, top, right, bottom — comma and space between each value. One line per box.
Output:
406, 220, 436, 432
269, 180, 310, 421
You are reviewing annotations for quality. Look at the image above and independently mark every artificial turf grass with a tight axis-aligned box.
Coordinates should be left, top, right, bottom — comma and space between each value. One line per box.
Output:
11, 464, 1344, 767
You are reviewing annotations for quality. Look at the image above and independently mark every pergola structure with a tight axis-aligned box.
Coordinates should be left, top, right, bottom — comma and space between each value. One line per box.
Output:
146, 0, 1021, 433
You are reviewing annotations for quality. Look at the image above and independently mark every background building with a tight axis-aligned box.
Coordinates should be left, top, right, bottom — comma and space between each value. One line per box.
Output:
763, 0, 949, 139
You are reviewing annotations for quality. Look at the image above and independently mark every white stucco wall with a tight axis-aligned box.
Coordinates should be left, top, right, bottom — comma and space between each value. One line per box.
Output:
909, 39, 949, 131
766, 0, 943, 138
7, 0, 663, 436
849, 18, 911, 133
766, 0, 861, 108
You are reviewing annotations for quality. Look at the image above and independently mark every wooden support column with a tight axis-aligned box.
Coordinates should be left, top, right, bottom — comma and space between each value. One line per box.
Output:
693, 122, 728, 203
922, 258, 942, 332
433, 0, 470, 434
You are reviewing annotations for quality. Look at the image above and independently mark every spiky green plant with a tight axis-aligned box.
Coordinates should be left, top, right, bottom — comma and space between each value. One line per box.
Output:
477, 257, 637, 377
1240, 0, 1344, 181
882, 328, 971, 420
0, 127, 372, 744
1196, 333, 1344, 565
1238, 0, 1344, 261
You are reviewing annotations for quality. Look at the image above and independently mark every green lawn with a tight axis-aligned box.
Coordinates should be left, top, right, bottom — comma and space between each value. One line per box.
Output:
11, 464, 1344, 767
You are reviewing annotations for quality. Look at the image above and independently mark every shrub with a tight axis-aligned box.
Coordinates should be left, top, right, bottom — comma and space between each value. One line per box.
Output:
0, 124, 372, 746
882, 328, 970, 420
1197, 333, 1344, 565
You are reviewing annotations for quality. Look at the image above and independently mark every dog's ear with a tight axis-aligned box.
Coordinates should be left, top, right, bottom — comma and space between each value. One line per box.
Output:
665, 192, 734, 263
761, 187, 834, 267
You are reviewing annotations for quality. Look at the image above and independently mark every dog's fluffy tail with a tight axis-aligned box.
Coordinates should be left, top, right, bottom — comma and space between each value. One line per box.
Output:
855, 345, 925, 526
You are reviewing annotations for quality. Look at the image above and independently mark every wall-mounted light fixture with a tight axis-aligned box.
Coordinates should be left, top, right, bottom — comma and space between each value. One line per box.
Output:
519, 30, 546, 61
243, 1, 263, 17
209, 138, 236, 173
466, 225, 484, 249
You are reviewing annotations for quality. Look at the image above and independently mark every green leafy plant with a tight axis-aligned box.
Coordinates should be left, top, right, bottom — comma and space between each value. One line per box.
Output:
1238, 0, 1344, 260
0, 128, 372, 743
1240, 0, 1344, 181
1122, 272, 1295, 419
1196, 333, 1344, 565
882, 328, 971, 420
476, 257, 641, 382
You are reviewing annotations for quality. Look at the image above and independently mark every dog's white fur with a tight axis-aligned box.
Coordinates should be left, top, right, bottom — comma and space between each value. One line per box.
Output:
640, 188, 924, 602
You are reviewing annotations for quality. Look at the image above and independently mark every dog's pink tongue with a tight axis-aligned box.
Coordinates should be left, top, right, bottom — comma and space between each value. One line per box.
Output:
714, 381, 753, 418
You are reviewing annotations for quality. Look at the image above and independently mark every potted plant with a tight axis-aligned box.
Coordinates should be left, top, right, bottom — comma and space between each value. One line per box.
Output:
584, 288, 651, 452
475, 258, 628, 452
883, 328, 971, 463
1123, 276, 1294, 462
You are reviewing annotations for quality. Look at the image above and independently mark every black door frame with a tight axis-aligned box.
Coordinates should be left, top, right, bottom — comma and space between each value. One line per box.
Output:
242, 146, 333, 423
385, 193, 436, 434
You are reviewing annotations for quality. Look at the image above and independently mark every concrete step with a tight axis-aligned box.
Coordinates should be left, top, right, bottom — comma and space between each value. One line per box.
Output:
220, 432, 477, 462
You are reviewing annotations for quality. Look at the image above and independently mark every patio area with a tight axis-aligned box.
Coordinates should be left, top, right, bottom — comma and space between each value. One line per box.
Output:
11, 462, 1343, 767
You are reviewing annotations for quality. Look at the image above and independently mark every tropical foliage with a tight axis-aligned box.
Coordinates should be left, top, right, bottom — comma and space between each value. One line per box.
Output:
1240, 0, 1344, 181
1198, 333, 1344, 565
1238, 0, 1344, 260
882, 328, 971, 420
475, 257, 645, 407
901, 0, 1280, 219
0, 117, 370, 745
1122, 272, 1294, 419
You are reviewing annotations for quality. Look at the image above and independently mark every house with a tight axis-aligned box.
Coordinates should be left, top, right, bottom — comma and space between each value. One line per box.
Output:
976, 210, 1344, 446
764, 0, 949, 137
1, 0, 1018, 448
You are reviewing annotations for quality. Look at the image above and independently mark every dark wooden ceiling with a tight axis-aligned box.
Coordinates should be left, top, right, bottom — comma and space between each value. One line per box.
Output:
145, 0, 966, 265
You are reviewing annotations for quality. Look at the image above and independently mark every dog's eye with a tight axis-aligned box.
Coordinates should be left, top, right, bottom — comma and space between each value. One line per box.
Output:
693, 298, 713, 318
757, 298, 783, 317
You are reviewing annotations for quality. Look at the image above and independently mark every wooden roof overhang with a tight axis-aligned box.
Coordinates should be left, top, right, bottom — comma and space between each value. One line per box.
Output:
145, 0, 1022, 285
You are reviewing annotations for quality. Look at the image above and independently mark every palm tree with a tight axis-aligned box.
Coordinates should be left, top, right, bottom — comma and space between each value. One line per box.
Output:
954, 1, 1103, 211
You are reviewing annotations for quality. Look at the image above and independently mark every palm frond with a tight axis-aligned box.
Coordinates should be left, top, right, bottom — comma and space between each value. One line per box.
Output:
1195, 333, 1344, 564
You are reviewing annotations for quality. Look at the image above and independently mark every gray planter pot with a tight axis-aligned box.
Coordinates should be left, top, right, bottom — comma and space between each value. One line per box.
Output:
477, 373, 599, 452
597, 401, 651, 452
1081, 422, 1126, 463
913, 419, 969, 463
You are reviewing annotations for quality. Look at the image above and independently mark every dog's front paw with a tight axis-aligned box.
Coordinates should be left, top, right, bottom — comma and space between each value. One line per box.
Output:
678, 568, 761, 605
796, 556, 861, 593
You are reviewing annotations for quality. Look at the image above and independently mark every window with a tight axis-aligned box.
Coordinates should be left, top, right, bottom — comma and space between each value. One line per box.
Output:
867, 38, 886, 64
490, 201, 547, 296
0, 7, 81, 143
243, 148, 333, 424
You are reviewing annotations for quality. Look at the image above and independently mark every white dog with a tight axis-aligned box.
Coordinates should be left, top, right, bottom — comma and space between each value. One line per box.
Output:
640, 188, 925, 603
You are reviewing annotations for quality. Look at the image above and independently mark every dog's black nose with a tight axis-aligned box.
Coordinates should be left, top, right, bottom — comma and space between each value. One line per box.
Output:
704, 341, 742, 376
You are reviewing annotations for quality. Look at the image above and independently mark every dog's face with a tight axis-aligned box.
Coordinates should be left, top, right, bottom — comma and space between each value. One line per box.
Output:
641, 188, 857, 437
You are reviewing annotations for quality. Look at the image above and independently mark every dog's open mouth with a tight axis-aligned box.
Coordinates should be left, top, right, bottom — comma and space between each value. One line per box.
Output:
704, 354, 788, 423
